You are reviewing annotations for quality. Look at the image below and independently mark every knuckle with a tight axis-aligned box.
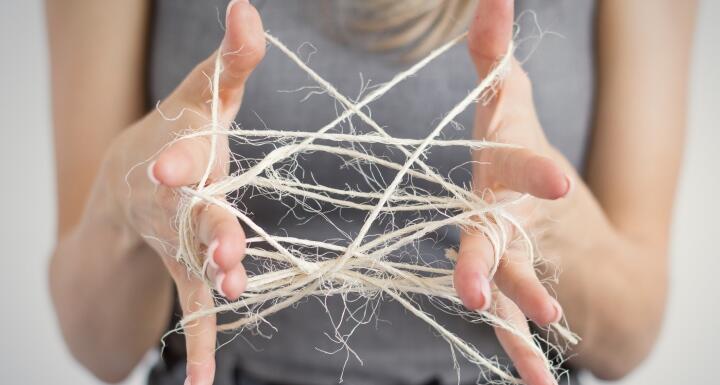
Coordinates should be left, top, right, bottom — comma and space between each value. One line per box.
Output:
177, 63, 215, 111
208, 212, 228, 238
241, 32, 267, 65
184, 136, 212, 160
193, 204, 216, 240
473, 149, 495, 190
500, 267, 537, 299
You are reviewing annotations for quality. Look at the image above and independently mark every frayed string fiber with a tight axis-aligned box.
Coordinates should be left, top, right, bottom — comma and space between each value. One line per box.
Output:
163, 30, 578, 384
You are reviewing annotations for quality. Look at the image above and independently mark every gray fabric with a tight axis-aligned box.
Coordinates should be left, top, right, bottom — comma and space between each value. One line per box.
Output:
147, 1, 595, 384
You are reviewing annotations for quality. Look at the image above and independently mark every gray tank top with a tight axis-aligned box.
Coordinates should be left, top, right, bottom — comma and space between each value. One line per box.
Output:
147, 1, 596, 384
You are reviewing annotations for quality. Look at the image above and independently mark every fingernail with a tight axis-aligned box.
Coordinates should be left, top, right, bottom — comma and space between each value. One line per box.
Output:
205, 240, 225, 297
223, 0, 242, 49
550, 298, 563, 323
563, 174, 573, 196
480, 276, 492, 312
215, 271, 227, 298
147, 161, 159, 185
184, 377, 191, 385
206, 239, 220, 270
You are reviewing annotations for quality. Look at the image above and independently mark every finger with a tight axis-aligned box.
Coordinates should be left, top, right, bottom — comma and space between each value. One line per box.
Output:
468, 0, 514, 76
220, 0, 266, 91
474, 147, 570, 200
149, 136, 216, 187
493, 292, 557, 385
174, 270, 217, 385
493, 250, 562, 326
218, 263, 248, 301
468, 0, 523, 141
454, 230, 494, 311
197, 204, 247, 298
171, 0, 266, 114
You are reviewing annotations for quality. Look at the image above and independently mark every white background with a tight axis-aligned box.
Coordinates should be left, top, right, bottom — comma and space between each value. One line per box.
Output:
0, 1, 717, 384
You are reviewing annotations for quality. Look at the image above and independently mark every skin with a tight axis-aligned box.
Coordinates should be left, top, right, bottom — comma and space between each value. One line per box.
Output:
47, 0, 696, 384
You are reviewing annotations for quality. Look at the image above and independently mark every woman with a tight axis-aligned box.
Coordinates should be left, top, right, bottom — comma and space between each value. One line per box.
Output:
47, 1, 696, 384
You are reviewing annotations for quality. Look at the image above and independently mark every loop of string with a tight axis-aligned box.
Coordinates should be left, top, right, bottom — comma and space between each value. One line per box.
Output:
167, 31, 577, 383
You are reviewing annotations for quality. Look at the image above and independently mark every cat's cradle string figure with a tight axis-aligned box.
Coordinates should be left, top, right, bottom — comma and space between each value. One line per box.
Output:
167, 30, 577, 384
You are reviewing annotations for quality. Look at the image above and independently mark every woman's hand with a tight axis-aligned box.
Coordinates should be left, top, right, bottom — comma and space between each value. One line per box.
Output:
455, 0, 694, 381
102, 1, 263, 383
453, 1, 597, 384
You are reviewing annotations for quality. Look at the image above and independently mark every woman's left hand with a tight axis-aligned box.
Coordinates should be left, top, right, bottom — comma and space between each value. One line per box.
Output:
454, 1, 617, 384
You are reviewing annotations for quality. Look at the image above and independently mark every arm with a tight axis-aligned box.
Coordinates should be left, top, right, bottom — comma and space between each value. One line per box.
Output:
47, 1, 266, 383
455, 1, 697, 383
46, 0, 173, 382
48, 0, 148, 233
570, 0, 697, 378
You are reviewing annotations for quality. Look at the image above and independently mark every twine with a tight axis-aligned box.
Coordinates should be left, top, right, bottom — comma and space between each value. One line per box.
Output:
166, 31, 576, 383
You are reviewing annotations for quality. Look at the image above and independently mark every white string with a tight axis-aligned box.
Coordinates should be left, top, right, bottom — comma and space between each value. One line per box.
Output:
169, 31, 576, 383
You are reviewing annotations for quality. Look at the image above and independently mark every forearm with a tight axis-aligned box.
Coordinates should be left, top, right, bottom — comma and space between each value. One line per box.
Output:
557, 0, 697, 377
47, 1, 166, 378
47, 0, 148, 235
544, 168, 668, 379
50, 161, 172, 382
569, 238, 666, 379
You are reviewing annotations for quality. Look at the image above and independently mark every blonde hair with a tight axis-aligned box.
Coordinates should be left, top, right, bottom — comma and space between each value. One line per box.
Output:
333, 0, 478, 59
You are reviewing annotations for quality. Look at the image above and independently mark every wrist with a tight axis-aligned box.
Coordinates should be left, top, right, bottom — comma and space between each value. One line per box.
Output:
80, 138, 146, 258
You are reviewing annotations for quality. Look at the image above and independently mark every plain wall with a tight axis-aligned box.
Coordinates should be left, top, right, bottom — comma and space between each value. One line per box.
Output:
0, 1, 717, 384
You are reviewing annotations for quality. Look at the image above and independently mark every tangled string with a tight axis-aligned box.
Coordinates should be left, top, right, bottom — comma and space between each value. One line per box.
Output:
168, 31, 576, 384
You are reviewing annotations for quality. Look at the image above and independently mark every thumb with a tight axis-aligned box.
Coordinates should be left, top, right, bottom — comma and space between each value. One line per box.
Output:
467, 0, 514, 77
468, 0, 539, 143
171, 0, 265, 118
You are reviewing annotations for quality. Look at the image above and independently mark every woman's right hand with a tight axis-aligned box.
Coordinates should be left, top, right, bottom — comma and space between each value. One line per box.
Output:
100, 1, 264, 384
